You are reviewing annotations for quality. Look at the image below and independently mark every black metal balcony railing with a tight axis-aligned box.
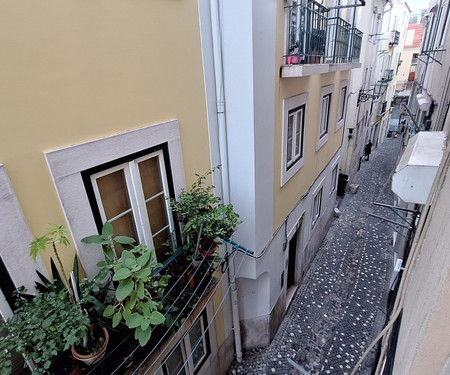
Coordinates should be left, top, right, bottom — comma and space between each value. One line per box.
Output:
285, 0, 328, 65
381, 69, 394, 81
378, 100, 387, 114
350, 27, 363, 62
327, 16, 351, 63
389, 30, 400, 46
284, 0, 362, 66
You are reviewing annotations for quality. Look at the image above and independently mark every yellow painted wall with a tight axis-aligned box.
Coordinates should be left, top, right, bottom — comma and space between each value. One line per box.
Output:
273, 1, 349, 229
273, 70, 348, 228
0, 1, 211, 272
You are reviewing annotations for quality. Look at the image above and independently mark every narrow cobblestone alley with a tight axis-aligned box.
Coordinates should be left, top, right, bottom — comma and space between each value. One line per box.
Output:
229, 137, 403, 375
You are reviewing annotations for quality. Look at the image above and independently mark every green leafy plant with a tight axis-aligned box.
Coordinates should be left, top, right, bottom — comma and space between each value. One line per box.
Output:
82, 223, 169, 346
0, 224, 110, 374
169, 166, 242, 253
0, 288, 89, 375
30, 224, 74, 302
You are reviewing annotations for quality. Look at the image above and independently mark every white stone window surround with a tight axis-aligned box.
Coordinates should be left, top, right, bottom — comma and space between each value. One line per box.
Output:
281, 93, 309, 187
316, 84, 334, 151
330, 157, 340, 195
337, 80, 349, 131
45, 120, 185, 278
311, 177, 325, 226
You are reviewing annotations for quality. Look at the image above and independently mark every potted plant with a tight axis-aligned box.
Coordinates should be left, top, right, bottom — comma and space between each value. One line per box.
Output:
28, 224, 108, 369
82, 222, 169, 347
0, 284, 90, 375
168, 166, 242, 262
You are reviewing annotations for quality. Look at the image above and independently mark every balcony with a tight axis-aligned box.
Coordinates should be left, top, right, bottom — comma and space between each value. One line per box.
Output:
282, 0, 362, 78
350, 28, 363, 62
381, 69, 394, 82
327, 17, 351, 63
378, 100, 388, 115
389, 30, 400, 46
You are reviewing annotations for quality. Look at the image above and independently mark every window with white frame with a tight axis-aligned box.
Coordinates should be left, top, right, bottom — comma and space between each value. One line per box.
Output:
281, 93, 308, 186
312, 187, 322, 225
337, 80, 348, 130
320, 94, 331, 136
330, 164, 338, 194
84, 148, 174, 260
45, 120, 185, 279
317, 85, 334, 150
163, 312, 210, 375
287, 106, 305, 168
438, 1, 450, 47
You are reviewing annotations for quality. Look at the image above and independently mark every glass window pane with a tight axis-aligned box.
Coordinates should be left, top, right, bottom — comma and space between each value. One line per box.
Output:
96, 169, 131, 220
139, 157, 163, 200
164, 346, 187, 375
321, 98, 326, 133
146, 195, 169, 235
287, 114, 294, 164
110, 212, 138, 258
189, 319, 206, 369
295, 110, 301, 156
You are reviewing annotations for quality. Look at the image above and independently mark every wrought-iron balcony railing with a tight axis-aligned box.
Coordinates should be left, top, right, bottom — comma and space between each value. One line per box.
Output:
327, 16, 351, 63
350, 28, 363, 62
284, 1, 362, 66
381, 69, 394, 82
389, 30, 400, 46
285, 0, 328, 65
378, 100, 388, 114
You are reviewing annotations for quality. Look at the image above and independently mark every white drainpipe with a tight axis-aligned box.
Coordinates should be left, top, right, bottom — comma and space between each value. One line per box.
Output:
209, 0, 243, 363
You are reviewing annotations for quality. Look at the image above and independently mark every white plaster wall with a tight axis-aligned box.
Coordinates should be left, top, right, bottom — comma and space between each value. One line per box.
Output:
341, 0, 386, 177
235, 150, 342, 321
197, 0, 233, 335
0, 165, 47, 295
221, 0, 275, 255
393, 144, 450, 375
252, 0, 276, 253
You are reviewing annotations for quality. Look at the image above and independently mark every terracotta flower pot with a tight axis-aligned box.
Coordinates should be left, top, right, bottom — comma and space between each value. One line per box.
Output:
198, 237, 218, 258
71, 326, 109, 366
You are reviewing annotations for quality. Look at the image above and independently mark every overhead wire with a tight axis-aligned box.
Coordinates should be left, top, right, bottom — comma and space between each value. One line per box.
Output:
86, 244, 221, 375
174, 245, 250, 375
131, 245, 241, 374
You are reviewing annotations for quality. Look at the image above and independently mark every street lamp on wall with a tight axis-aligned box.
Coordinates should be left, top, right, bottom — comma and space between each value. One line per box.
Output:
358, 81, 388, 104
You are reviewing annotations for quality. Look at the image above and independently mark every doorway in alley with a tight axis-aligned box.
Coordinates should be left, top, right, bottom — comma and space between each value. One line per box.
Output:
287, 230, 298, 289
286, 221, 302, 308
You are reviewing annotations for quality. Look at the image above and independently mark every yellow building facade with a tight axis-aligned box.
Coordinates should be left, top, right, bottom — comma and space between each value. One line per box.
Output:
0, 1, 233, 374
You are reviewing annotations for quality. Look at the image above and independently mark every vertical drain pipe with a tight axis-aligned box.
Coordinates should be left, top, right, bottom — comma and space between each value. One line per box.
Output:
209, 0, 243, 363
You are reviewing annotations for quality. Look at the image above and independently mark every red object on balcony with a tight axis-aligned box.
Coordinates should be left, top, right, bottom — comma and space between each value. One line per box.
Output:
286, 55, 301, 64
408, 72, 415, 81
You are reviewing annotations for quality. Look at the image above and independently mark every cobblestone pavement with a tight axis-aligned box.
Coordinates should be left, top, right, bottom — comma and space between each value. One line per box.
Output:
229, 137, 403, 375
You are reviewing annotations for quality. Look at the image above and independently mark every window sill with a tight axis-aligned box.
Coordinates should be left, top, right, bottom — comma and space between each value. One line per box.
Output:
281, 62, 361, 78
